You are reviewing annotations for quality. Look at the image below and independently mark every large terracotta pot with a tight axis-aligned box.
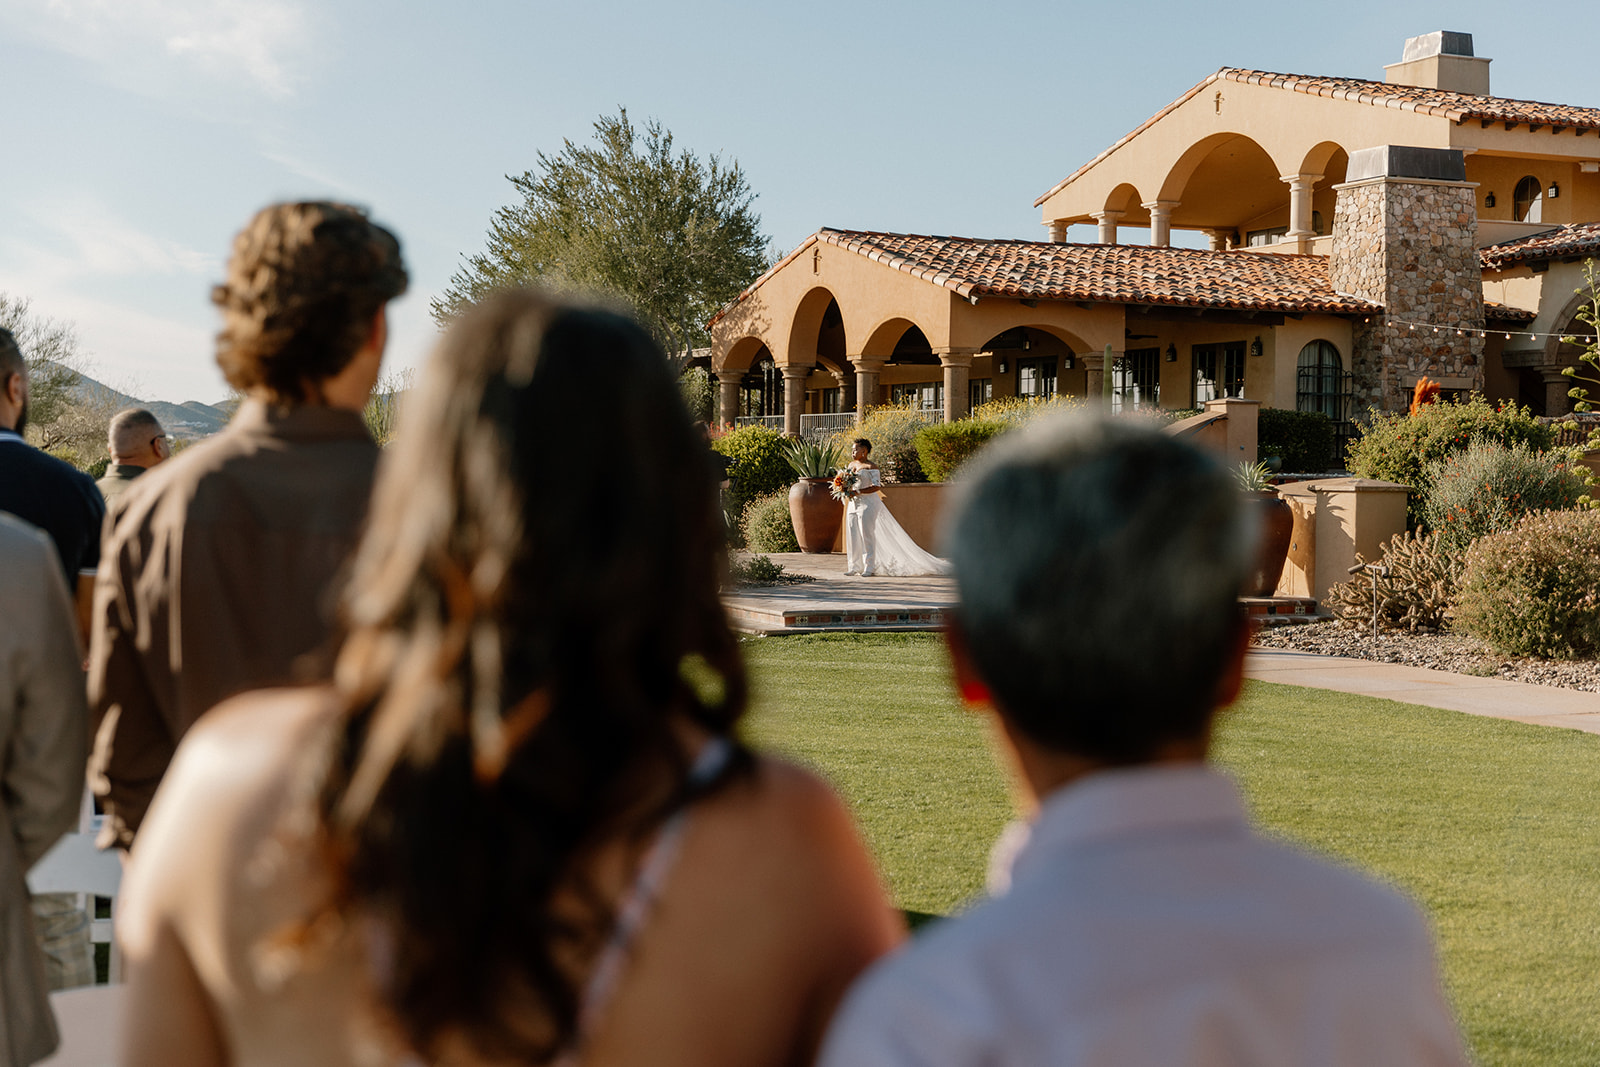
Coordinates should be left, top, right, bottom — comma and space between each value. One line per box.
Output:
789, 478, 843, 553
1248, 490, 1294, 597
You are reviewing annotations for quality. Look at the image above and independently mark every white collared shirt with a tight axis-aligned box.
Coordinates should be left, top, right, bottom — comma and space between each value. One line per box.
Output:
820, 764, 1470, 1066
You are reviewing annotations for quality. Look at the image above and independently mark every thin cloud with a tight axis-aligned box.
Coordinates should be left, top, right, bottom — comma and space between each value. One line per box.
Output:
7, 0, 311, 97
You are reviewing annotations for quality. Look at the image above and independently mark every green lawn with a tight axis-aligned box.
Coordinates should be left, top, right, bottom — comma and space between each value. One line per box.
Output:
741, 631, 1600, 1067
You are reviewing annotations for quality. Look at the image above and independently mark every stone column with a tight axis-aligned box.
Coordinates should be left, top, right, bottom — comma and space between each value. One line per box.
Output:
1091, 210, 1124, 246
781, 364, 811, 437
1204, 229, 1230, 251
1047, 221, 1067, 243
717, 373, 741, 428
1083, 351, 1105, 404
1282, 173, 1322, 239
1143, 200, 1179, 247
853, 356, 885, 422
937, 350, 975, 422
1543, 368, 1574, 417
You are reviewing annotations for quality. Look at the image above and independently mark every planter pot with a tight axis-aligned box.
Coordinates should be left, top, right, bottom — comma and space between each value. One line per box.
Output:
789, 478, 843, 553
1248, 489, 1293, 597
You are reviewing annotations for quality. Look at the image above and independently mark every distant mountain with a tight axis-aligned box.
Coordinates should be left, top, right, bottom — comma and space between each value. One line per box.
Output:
70, 372, 231, 440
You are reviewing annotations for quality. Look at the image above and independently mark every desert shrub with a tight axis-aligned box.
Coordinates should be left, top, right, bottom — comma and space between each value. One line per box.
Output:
783, 438, 847, 479
913, 418, 1009, 481
1345, 395, 1555, 527
741, 491, 800, 553
1325, 529, 1463, 632
1421, 440, 1586, 550
971, 394, 1085, 429
714, 424, 792, 515
831, 402, 935, 483
1258, 408, 1334, 472
1455, 509, 1600, 659
730, 554, 787, 584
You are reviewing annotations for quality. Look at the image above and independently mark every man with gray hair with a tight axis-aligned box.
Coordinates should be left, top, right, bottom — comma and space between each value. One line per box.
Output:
96, 407, 169, 504
820, 413, 1468, 1066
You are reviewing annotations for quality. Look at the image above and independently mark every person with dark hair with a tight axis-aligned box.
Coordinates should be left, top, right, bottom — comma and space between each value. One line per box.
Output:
842, 437, 947, 577
116, 290, 902, 1066
96, 407, 169, 504
88, 201, 409, 849
821, 414, 1468, 1066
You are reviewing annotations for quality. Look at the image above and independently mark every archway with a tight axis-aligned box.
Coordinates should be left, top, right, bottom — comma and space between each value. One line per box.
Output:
1159, 133, 1291, 245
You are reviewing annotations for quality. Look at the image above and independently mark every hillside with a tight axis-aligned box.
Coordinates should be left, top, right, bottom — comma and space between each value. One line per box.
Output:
71, 373, 230, 439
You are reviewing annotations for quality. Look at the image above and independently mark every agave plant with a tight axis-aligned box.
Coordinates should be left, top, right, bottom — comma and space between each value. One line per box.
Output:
782, 438, 848, 479
1234, 459, 1275, 493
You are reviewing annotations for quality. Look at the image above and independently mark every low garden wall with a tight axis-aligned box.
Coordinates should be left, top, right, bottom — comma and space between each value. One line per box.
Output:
830, 482, 950, 554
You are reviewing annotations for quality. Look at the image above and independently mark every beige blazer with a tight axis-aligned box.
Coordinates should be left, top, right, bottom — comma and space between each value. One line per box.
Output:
0, 513, 89, 1066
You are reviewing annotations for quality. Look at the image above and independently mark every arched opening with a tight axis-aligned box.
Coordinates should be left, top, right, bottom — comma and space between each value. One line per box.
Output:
1300, 143, 1349, 238
1296, 339, 1354, 460
1159, 133, 1288, 245
1103, 182, 1147, 228
788, 286, 843, 366
738, 346, 782, 422
978, 327, 1079, 403
1514, 176, 1543, 223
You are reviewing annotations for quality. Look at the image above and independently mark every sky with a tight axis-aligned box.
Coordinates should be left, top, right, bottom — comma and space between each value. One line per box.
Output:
0, 0, 1595, 404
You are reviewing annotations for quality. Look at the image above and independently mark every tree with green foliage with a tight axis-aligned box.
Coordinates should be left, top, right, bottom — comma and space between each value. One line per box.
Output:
433, 111, 770, 367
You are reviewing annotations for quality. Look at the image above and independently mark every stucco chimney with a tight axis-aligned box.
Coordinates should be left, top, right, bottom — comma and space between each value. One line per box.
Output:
1331, 146, 1485, 412
1383, 31, 1491, 95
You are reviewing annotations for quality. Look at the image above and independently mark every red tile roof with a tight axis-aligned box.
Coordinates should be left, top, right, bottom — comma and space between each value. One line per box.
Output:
1480, 222, 1600, 271
708, 230, 1380, 328
1483, 301, 1538, 323
1037, 68, 1600, 207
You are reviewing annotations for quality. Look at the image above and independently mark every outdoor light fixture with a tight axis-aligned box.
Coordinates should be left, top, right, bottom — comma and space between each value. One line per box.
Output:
1165, 343, 1178, 363
997, 357, 1009, 374
1549, 182, 1560, 199
1062, 354, 1074, 370
1485, 192, 1496, 208
1250, 336, 1263, 357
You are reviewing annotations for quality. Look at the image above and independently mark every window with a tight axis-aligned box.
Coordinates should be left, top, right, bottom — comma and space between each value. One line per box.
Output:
890, 381, 943, 413
1295, 341, 1345, 421
1112, 348, 1161, 412
820, 387, 841, 414
1245, 226, 1288, 247
1514, 175, 1543, 223
739, 356, 782, 417
1017, 357, 1056, 399
969, 377, 993, 411
1192, 343, 1245, 404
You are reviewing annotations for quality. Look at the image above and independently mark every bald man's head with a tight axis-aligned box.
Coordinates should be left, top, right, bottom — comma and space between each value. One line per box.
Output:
107, 408, 168, 467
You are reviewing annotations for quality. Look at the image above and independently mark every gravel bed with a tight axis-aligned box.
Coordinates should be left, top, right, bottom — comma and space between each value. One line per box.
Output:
1252, 620, 1600, 693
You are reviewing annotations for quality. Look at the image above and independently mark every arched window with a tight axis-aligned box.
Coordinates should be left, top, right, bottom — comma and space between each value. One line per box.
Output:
1514, 175, 1543, 223
1296, 341, 1344, 421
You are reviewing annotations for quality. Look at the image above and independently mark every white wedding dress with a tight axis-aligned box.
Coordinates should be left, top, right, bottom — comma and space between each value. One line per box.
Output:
844, 468, 951, 577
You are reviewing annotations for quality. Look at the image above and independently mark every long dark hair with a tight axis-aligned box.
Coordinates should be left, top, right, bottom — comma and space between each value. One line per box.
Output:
315, 289, 747, 1063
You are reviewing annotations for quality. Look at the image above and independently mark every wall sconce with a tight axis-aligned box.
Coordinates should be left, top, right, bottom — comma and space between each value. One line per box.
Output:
1062, 354, 1075, 370
1549, 182, 1560, 199
1485, 192, 1496, 208
997, 357, 1009, 374
1165, 343, 1178, 363
1250, 336, 1263, 357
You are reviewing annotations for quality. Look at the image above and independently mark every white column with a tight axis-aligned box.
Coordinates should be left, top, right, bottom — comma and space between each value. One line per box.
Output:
781, 365, 811, 437
1047, 221, 1067, 243
1204, 229, 1230, 251
1142, 200, 1180, 247
1091, 210, 1124, 246
1281, 173, 1322, 239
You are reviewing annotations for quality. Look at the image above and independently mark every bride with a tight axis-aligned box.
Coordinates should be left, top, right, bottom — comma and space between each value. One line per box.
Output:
843, 438, 951, 577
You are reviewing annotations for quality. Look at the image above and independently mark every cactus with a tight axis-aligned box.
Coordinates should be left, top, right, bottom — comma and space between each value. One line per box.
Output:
1326, 529, 1462, 632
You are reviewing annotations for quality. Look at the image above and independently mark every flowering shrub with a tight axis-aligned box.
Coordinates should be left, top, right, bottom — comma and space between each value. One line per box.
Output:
1455, 509, 1600, 659
713, 424, 792, 515
1420, 440, 1586, 550
830, 402, 936, 483
971, 394, 1085, 428
913, 418, 1009, 481
741, 491, 800, 553
1345, 395, 1555, 527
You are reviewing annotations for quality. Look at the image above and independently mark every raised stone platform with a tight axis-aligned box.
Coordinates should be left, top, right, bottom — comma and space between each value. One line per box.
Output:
1241, 595, 1325, 627
724, 552, 956, 635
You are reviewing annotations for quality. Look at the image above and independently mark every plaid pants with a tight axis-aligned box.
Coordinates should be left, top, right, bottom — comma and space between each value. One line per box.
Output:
30, 892, 94, 990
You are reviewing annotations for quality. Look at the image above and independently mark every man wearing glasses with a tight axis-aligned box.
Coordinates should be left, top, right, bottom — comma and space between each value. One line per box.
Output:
96, 408, 170, 504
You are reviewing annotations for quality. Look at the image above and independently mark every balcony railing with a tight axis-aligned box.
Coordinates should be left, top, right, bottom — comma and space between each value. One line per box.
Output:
733, 409, 944, 439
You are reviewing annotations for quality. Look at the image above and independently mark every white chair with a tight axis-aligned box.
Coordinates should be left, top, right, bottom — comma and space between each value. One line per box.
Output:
28, 790, 123, 980
37, 985, 123, 1067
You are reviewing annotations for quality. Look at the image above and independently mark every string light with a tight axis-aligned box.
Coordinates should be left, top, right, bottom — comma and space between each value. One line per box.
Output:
1373, 315, 1591, 342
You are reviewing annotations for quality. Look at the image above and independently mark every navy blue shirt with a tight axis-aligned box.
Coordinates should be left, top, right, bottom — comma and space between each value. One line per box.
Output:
0, 429, 107, 585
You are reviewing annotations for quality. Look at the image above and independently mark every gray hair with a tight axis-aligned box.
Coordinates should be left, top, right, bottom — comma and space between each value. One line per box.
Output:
107, 407, 164, 457
943, 411, 1257, 762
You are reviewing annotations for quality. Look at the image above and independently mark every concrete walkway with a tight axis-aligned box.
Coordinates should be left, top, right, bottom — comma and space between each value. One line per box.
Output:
1246, 648, 1600, 735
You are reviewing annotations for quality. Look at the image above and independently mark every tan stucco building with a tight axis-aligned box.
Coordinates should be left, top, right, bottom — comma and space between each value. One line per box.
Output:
709, 30, 1600, 441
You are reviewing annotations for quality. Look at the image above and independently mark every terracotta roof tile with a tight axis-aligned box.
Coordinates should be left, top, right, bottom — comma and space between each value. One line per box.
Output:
1036, 68, 1600, 207
708, 230, 1380, 328
1480, 222, 1600, 271
1483, 301, 1538, 323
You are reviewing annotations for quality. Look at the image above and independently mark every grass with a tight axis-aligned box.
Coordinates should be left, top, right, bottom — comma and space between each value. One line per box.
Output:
741, 631, 1600, 1067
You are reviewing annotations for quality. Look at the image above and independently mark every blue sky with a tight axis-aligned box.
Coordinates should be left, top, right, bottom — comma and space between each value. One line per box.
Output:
0, 0, 1593, 403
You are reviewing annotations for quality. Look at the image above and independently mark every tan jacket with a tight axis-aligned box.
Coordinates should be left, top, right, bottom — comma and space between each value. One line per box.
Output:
87, 400, 379, 849
0, 514, 89, 1066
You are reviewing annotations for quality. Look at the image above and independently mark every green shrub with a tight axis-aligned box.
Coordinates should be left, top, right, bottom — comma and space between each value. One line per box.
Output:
913, 418, 1009, 481
741, 491, 800, 553
971, 394, 1085, 429
714, 424, 792, 515
831, 402, 934, 483
1421, 440, 1586, 550
731, 554, 787, 584
1345, 395, 1555, 527
783, 438, 847, 479
1258, 408, 1334, 472
1455, 509, 1600, 659
679, 367, 714, 423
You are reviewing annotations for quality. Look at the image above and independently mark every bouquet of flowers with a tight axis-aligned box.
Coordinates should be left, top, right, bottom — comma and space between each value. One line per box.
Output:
830, 466, 859, 503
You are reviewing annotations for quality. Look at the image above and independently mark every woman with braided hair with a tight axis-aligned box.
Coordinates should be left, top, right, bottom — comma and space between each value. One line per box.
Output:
117, 289, 903, 1066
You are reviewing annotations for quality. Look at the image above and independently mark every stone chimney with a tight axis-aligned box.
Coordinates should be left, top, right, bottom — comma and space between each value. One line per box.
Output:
1330, 146, 1485, 412
1384, 31, 1490, 95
